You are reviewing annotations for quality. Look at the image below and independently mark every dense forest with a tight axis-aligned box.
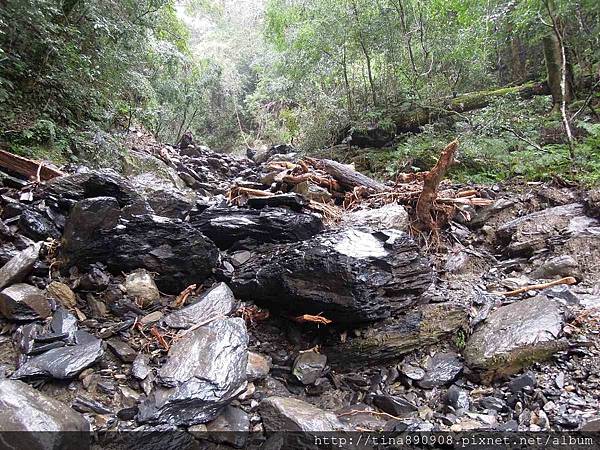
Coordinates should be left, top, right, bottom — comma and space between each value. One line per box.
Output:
0, 0, 598, 183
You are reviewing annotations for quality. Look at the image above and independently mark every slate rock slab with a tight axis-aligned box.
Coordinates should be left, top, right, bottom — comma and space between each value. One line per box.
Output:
496, 203, 593, 256
164, 282, 237, 329
260, 396, 344, 432
231, 229, 432, 325
418, 352, 463, 388
464, 296, 566, 382
0, 242, 41, 290
11, 331, 104, 379
189, 206, 324, 249
137, 317, 248, 425
0, 283, 51, 321
0, 380, 90, 436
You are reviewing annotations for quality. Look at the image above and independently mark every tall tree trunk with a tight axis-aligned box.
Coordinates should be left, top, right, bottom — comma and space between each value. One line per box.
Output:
543, 33, 572, 109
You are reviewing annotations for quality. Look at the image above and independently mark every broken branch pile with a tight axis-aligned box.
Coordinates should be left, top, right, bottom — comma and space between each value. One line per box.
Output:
228, 139, 492, 232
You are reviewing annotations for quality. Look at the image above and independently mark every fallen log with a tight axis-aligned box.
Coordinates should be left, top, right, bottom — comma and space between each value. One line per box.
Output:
325, 302, 469, 369
306, 157, 385, 192
0, 149, 64, 182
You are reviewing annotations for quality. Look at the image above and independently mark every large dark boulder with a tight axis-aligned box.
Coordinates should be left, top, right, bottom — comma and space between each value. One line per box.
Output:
189, 206, 324, 249
40, 169, 151, 215
61, 196, 219, 293
230, 229, 432, 325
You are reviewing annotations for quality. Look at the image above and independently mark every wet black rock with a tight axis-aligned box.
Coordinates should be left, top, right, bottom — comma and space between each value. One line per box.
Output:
0, 242, 41, 290
231, 229, 432, 325
50, 308, 77, 340
464, 297, 566, 383
107, 338, 138, 363
164, 282, 237, 329
189, 206, 324, 249
18, 208, 61, 241
62, 196, 220, 293
0, 380, 90, 446
418, 352, 463, 389
78, 264, 111, 291
137, 317, 248, 425
11, 332, 104, 379
292, 351, 327, 385
40, 169, 150, 215
372, 394, 417, 417
0, 283, 52, 321
508, 371, 537, 393
259, 396, 344, 432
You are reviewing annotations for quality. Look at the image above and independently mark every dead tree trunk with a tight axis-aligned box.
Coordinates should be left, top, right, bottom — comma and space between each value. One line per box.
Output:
543, 33, 573, 109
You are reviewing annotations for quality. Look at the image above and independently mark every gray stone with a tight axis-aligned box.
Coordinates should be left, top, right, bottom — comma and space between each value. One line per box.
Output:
530, 255, 580, 280
0, 380, 90, 448
260, 396, 344, 432
205, 406, 250, 448
0, 283, 51, 321
132, 353, 151, 380
401, 363, 426, 381
164, 283, 237, 329
292, 351, 327, 385
341, 203, 409, 231
137, 317, 248, 425
11, 332, 104, 379
464, 297, 566, 382
508, 371, 536, 393
246, 352, 271, 381
0, 242, 41, 290
372, 395, 417, 417
125, 269, 160, 308
496, 203, 593, 255
107, 338, 137, 363
418, 352, 463, 388
447, 385, 470, 411
479, 396, 506, 412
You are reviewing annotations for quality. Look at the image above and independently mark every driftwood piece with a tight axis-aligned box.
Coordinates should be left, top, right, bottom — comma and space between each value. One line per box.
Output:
0, 149, 64, 181
498, 276, 577, 297
307, 157, 385, 192
415, 140, 459, 231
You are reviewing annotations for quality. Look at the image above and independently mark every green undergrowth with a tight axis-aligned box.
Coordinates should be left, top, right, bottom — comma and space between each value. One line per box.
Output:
325, 96, 600, 187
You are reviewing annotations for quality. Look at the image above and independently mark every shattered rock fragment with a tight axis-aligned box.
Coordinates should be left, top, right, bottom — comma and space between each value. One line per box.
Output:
0, 283, 51, 321
46, 281, 77, 308
246, 352, 271, 382
137, 317, 248, 425
164, 282, 237, 329
292, 350, 327, 385
11, 331, 104, 379
0, 242, 41, 290
260, 396, 344, 432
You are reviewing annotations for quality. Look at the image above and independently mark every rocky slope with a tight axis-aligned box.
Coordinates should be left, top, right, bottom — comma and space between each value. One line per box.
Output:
0, 138, 599, 448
